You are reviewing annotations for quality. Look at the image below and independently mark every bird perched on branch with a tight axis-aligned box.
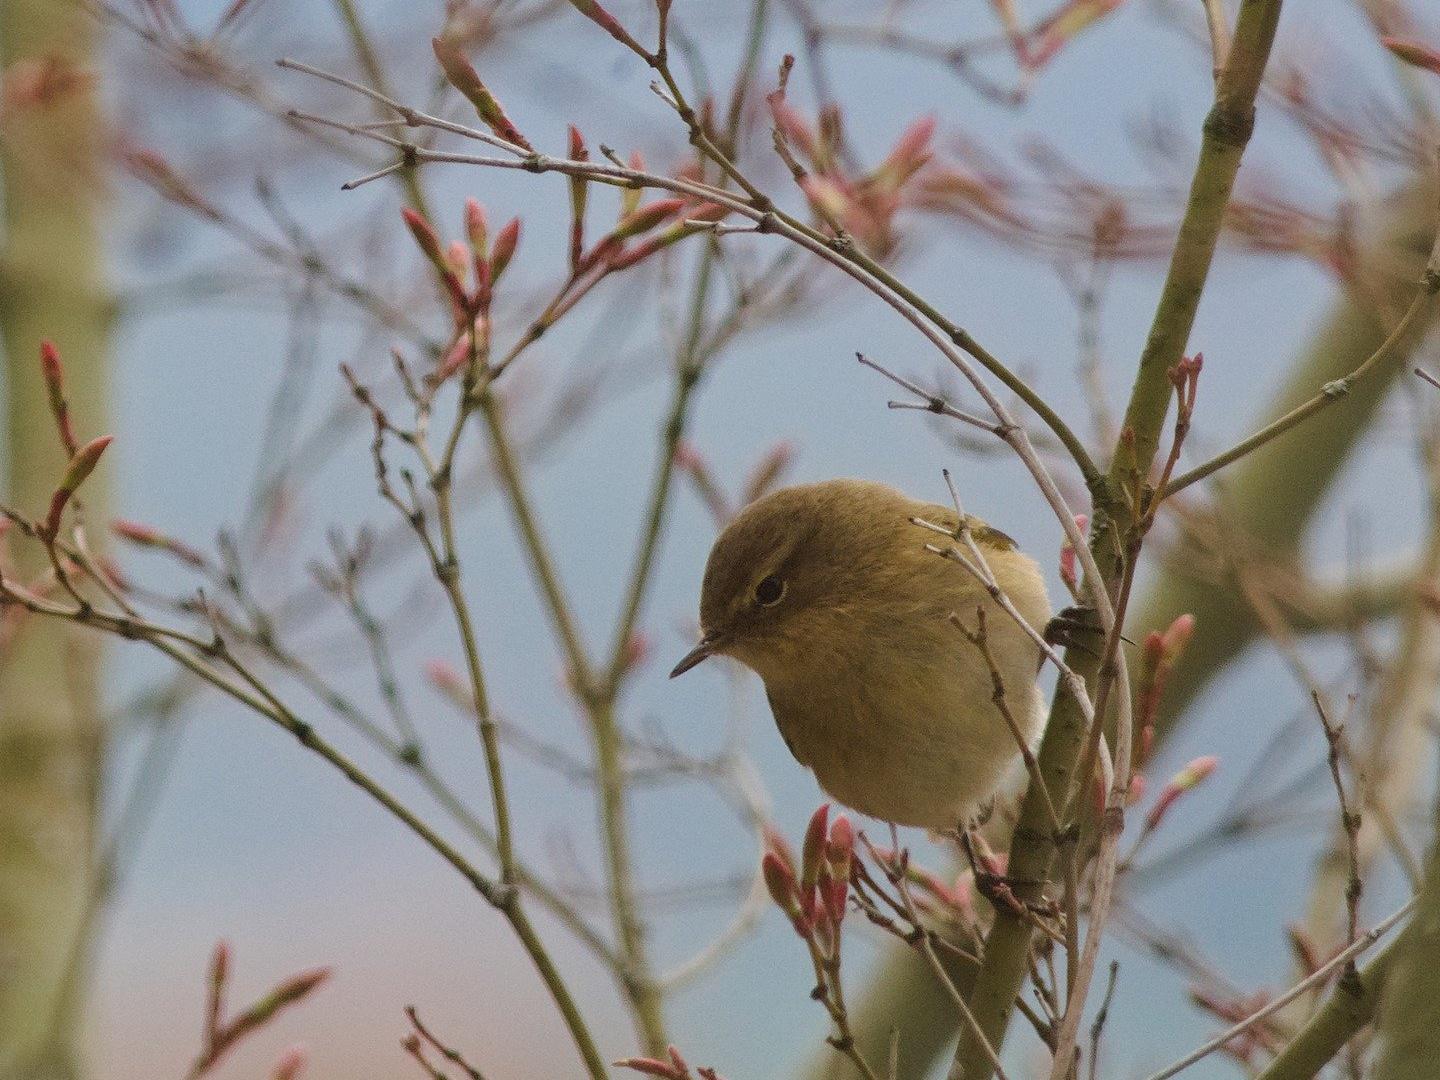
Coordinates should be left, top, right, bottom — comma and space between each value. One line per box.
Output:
672, 477, 1051, 829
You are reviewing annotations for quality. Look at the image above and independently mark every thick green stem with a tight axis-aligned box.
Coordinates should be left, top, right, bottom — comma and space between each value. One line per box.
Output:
804, 183, 1438, 1080
1252, 932, 1403, 1080
1373, 830, 1440, 1078
0, 1, 110, 1076
951, 6, 1282, 1078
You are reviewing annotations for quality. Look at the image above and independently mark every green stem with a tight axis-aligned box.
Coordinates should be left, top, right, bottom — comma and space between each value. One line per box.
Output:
1373, 813, 1440, 1077
1161, 280, 1439, 498
0, 0, 109, 1073
331, 0, 432, 217
603, 250, 714, 697
476, 394, 594, 692
952, 4, 1284, 1077
476, 393, 668, 1052
1253, 932, 1404, 1080
803, 177, 1440, 1080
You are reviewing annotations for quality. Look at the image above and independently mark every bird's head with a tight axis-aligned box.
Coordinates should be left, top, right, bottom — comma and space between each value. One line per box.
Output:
670, 480, 914, 680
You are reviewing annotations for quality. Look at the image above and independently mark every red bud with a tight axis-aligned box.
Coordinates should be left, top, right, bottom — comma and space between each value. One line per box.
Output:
1143, 755, 1219, 832
464, 198, 489, 258
489, 217, 521, 283
40, 341, 77, 455
45, 434, 112, 537
800, 803, 830, 915
402, 208, 446, 269
1383, 36, 1440, 76
614, 1058, 682, 1078
270, 1046, 307, 1080
1059, 513, 1088, 593
761, 851, 805, 929
111, 519, 206, 567
432, 37, 533, 150
823, 814, 853, 925
614, 198, 686, 239
563, 0, 648, 55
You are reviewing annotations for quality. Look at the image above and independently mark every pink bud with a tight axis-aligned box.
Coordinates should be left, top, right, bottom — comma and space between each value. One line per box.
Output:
614, 1058, 682, 1079
875, 115, 937, 189
826, 814, 854, 863
402, 208, 446, 268
40, 341, 77, 455
1139, 612, 1195, 758
613, 198, 686, 239
672, 441, 703, 471
563, 0, 648, 54
1144, 755, 1219, 832
667, 1045, 689, 1074
621, 631, 651, 673
800, 804, 831, 914
762, 823, 795, 873
432, 37, 533, 150
438, 341, 471, 388
445, 240, 470, 285
425, 659, 470, 706
1025, 0, 1125, 71
1127, 772, 1146, 806
1383, 36, 1440, 76
121, 147, 221, 219
45, 434, 112, 537
1161, 612, 1195, 661
464, 198, 489, 257
112, 519, 207, 568
1172, 754, 1218, 791
489, 217, 521, 282
761, 852, 803, 924
742, 441, 796, 506
1059, 513, 1088, 592
1175, 351, 1203, 382
798, 175, 850, 224
767, 93, 817, 160
271, 1045, 307, 1080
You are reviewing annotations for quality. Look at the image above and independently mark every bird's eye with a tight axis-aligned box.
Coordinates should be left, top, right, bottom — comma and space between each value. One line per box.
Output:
754, 575, 786, 607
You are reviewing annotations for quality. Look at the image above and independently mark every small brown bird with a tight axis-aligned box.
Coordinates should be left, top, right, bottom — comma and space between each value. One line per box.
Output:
671, 478, 1051, 829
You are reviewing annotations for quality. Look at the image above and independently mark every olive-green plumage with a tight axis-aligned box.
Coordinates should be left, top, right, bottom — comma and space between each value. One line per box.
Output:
672, 478, 1050, 829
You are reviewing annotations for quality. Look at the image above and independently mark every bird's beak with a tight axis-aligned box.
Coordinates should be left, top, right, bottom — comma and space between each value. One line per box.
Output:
669, 633, 724, 678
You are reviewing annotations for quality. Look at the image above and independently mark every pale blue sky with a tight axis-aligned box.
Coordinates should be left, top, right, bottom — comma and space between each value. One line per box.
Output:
36, 1, 1431, 1077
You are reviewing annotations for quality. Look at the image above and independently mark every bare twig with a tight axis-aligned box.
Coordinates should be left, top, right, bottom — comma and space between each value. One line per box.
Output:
1142, 898, 1415, 1080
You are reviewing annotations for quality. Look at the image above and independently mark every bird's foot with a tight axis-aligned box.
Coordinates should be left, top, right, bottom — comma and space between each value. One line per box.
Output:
1044, 605, 1103, 656
973, 869, 1049, 917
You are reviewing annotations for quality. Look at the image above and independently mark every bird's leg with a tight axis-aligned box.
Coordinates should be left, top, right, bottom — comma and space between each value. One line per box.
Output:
955, 823, 1050, 920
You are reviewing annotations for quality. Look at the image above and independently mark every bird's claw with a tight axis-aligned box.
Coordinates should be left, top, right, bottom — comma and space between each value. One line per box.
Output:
1044, 605, 1103, 656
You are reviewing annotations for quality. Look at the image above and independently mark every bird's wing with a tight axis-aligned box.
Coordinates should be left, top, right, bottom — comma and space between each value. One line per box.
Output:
916, 502, 1018, 551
